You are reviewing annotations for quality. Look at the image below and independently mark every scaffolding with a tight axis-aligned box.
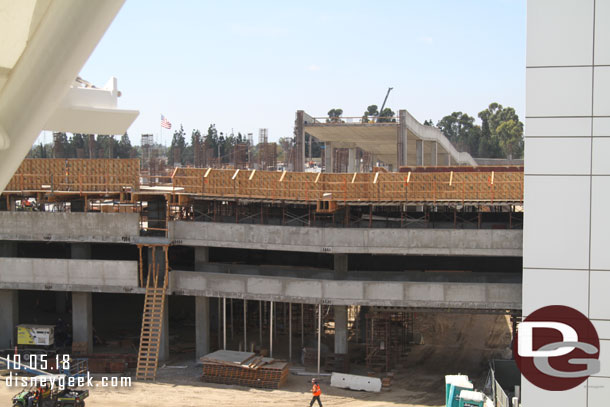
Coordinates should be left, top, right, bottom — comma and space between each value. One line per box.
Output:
365, 311, 410, 372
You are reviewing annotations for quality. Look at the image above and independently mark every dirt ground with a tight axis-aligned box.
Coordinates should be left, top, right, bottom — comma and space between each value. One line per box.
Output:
0, 366, 444, 407
0, 313, 512, 407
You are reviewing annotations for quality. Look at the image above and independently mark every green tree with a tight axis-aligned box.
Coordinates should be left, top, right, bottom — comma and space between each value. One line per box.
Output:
378, 107, 396, 123
204, 124, 219, 158
52, 132, 71, 158
436, 112, 478, 153
327, 108, 343, 123
189, 129, 203, 166
70, 134, 86, 157
168, 125, 187, 166
478, 103, 523, 158
96, 135, 120, 158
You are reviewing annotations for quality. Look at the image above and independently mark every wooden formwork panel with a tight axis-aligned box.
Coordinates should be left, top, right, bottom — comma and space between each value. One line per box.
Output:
173, 168, 207, 194
6, 161, 523, 204
6, 159, 139, 192
171, 168, 524, 204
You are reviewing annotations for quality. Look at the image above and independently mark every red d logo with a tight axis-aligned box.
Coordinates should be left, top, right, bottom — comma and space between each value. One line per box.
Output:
514, 305, 600, 391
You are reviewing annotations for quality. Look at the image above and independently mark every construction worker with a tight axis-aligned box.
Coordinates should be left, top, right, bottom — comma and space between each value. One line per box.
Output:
309, 378, 322, 407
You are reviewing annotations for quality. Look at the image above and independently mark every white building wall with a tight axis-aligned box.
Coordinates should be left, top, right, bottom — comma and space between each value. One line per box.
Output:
524, 0, 610, 405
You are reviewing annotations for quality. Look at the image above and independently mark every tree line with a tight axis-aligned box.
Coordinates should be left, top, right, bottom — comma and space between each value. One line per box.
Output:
167, 124, 251, 166
29, 133, 137, 159
426, 102, 524, 159
28, 102, 523, 165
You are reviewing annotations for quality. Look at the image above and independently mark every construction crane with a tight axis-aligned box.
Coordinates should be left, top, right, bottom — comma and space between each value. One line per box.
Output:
378, 87, 393, 119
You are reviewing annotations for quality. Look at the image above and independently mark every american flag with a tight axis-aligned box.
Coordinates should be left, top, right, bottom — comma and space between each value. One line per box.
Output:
160, 115, 172, 130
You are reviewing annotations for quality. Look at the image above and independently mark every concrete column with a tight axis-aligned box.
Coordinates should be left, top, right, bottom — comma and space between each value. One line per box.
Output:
347, 148, 356, 173
416, 140, 423, 166
334, 253, 348, 280
159, 299, 170, 361
434, 142, 438, 166
195, 247, 209, 271
325, 142, 334, 172
71, 243, 91, 259
334, 305, 348, 354
397, 110, 408, 167
294, 110, 305, 172
72, 291, 92, 354
0, 290, 18, 348
195, 246, 210, 358
0, 241, 17, 257
195, 296, 210, 358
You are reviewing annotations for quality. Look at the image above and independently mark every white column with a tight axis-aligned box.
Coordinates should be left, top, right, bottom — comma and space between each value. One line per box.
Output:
347, 148, 356, 172
195, 296, 210, 358
334, 305, 348, 354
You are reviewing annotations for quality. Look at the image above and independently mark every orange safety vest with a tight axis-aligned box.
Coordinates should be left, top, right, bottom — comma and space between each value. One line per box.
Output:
312, 384, 321, 396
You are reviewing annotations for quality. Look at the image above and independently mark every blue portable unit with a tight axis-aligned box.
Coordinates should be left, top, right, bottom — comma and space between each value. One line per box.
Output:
458, 389, 485, 407
445, 375, 474, 407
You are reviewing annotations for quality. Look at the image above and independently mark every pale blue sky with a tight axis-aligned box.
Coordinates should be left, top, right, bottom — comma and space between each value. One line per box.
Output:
78, 0, 526, 145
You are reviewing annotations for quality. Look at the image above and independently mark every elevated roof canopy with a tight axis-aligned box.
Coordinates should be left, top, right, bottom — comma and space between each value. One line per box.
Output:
302, 109, 476, 168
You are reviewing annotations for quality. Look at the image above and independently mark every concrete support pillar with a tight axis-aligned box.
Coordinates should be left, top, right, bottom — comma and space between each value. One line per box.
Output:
434, 142, 438, 166
347, 148, 356, 173
0, 290, 18, 348
416, 140, 423, 166
72, 292, 92, 354
294, 110, 305, 172
334, 305, 348, 354
196, 296, 210, 358
71, 243, 91, 259
397, 110, 408, 167
195, 246, 211, 358
334, 253, 348, 280
56, 292, 67, 314
159, 299, 169, 361
0, 241, 17, 257
325, 142, 334, 172
194, 247, 209, 271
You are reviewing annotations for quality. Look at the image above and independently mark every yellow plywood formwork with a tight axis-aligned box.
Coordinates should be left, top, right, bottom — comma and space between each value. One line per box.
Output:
5, 159, 140, 193
6, 160, 523, 205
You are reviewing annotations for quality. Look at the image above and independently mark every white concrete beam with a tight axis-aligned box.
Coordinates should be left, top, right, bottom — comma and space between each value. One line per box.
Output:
0, 0, 126, 193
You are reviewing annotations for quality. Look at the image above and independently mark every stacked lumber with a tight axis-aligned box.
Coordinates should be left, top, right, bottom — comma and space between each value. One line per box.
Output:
201, 350, 289, 389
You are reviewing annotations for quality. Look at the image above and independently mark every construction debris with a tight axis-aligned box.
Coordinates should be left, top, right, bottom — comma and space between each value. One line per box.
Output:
200, 350, 289, 389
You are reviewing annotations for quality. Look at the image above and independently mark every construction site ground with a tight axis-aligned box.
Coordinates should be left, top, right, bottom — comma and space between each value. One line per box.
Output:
0, 305, 512, 407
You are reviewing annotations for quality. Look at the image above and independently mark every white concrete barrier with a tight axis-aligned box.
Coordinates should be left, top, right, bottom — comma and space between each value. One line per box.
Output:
330, 372, 381, 392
